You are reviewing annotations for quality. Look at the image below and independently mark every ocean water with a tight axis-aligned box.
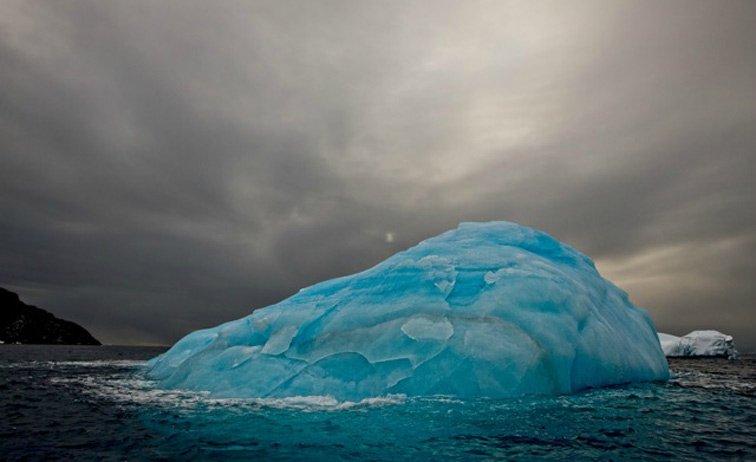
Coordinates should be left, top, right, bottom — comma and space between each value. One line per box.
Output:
1, 345, 754, 461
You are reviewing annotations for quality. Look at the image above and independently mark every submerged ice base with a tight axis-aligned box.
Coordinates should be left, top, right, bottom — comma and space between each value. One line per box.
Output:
147, 222, 669, 400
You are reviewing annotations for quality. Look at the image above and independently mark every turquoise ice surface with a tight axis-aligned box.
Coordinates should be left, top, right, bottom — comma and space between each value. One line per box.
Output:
147, 221, 668, 400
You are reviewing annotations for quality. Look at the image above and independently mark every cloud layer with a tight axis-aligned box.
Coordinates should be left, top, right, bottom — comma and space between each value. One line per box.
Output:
1, 1, 754, 348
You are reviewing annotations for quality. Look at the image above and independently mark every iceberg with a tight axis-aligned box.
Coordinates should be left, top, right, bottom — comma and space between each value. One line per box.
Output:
147, 221, 669, 400
658, 330, 738, 359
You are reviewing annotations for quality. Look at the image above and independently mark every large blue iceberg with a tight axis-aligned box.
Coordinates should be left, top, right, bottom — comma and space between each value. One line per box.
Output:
147, 222, 669, 400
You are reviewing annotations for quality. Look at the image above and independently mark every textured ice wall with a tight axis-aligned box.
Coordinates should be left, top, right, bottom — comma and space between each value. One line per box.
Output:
147, 222, 669, 400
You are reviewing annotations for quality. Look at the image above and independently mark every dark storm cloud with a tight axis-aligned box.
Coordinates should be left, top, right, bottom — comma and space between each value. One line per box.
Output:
1, 1, 754, 348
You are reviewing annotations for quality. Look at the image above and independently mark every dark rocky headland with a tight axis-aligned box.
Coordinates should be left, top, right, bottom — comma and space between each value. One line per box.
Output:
0, 288, 100, 345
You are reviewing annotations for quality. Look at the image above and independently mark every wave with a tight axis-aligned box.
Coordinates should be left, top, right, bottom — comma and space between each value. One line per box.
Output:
49, 370, 409, 411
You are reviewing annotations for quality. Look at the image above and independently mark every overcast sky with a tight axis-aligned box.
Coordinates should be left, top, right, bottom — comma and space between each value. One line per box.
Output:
1, 0, 754, 349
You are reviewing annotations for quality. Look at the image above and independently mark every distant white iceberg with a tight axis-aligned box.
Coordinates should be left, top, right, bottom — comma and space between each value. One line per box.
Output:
658, 330, 738, 359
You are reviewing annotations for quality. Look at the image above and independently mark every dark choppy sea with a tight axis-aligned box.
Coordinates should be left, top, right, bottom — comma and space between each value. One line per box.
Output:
1, 345, 754, 461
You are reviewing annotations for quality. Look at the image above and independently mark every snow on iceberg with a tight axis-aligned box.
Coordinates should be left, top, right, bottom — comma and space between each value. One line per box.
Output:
658, 330, 739, 359
147, 221, 669, 400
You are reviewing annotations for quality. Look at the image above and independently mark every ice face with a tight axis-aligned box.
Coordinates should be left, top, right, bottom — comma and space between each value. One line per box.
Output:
658, 330, 738, 359
147, 221, 669, 400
